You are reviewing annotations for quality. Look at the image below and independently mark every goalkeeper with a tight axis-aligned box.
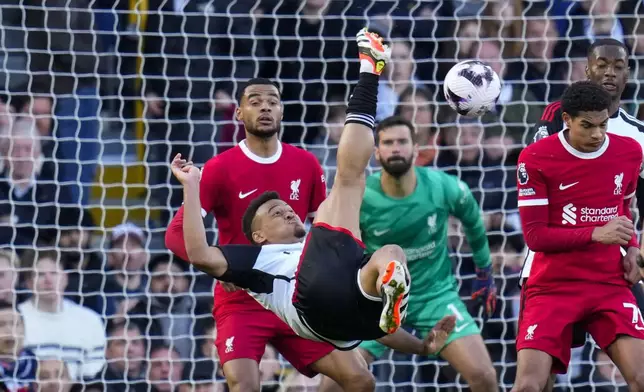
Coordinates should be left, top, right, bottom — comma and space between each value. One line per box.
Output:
320, 116, 498, 392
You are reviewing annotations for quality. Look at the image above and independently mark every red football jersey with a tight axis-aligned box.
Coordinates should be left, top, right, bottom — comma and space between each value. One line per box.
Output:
166, 140, 327, 313
517, 131, 643, 287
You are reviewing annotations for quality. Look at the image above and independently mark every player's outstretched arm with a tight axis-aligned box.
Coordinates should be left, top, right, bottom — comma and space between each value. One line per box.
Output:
376, 315, 456, 356
169, 153, 228, 278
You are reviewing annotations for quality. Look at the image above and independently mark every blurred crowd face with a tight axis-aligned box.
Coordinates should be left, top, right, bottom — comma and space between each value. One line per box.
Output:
584, 0, 620, 16
109, 237, 147, 274
388, 42, 414, 88
398, 94, 433, 132
6, 134, 39, 182
106, 324, 145, 377
0, 254, 17, 304
59, 229, 91, 267
489, 0, 517, 20
236, 84, 283, 140
150, 261, 189, 299
477, 41, 505, 78
0, 306, 23, 357
525, 18, 558, 61
37, 359, 72, 392
28, 257, 67, 305
445, 124, 482, 164
200, 324, 218, 360
457, 21, 479, 58
148, 347, 183, 392
324, 107, 346, 144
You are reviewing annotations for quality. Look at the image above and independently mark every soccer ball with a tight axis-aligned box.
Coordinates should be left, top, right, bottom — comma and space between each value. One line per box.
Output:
443, 60, 501, 117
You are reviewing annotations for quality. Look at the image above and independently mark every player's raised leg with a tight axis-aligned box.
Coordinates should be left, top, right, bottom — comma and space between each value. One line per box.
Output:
309, 29, 409, 334
313, 27, 390, 240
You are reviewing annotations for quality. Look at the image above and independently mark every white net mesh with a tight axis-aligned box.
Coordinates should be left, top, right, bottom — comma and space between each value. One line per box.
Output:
0, 0, 642, 391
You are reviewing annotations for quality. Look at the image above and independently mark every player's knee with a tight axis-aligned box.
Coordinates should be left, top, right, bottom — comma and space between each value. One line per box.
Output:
512, 379, 543, 392
467, 366, 498, 391
627, 370, 644, 391
225, 372, 260, 392
337, 367, 375, 392
379, 244, 407, 265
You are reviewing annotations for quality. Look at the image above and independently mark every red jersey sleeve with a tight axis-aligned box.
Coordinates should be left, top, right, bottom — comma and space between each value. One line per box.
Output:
165, 158, 225, 260
517, 148, 595, 252
308, 153, 327, 219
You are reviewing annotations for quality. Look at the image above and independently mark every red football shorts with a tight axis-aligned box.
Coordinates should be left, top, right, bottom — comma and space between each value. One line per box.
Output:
517, 282, 644, 374
214, 309, 334, 377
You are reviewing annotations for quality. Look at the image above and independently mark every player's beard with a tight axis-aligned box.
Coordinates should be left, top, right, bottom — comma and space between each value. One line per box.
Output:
380, 155, 414, 178
246, 122, 280, 139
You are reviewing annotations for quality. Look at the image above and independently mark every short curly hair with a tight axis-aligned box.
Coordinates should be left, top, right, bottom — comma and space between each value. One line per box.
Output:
561, 81, 612, 118
242, 191, 282, 244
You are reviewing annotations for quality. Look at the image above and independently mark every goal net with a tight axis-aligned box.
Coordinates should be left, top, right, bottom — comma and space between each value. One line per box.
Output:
0, 0, 639, 390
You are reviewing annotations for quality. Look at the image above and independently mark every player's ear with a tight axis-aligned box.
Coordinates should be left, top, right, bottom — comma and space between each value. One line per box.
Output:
374, 145, 381, 161
235, 107, 243, 121
412, 143, 419, 161
252, 230, 266, 245
562, 112, 572, 129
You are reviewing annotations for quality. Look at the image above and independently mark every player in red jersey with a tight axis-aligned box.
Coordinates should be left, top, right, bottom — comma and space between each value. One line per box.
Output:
524, 39, 644, 392
513, 81, 644, 392
165, 78, 374, 391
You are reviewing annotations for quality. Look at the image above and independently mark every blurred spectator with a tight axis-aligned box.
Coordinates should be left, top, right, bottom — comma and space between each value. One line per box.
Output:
482, 0, 524, 57
0, 0, 53, 135
507, 4, 567, 102
30, 0, 106, 208
261, 0, 362, 145
476, 39, 542, 143
311, 98, 347, 189
278, 371, 321, 392
0, 250, 20, 305
128, 254, 209, 360
0, 117, 78, 251
182, 318, 225, 391
178, 360, 225, 392
0, 300, 36, 392
19, 250, 106, 381
101, 223, 148, 319
394, 86, 438, 166
103, 320, 146, 392
258, 344, 282, 391
58, 210, 105, 312
437, 117, 517, 214
35, 359, 72, 392
147, 344, 183, 392
142, 0, 229, 218
377, 40, 419, 120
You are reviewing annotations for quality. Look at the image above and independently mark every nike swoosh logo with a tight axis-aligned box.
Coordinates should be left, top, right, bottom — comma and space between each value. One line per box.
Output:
238, 189, 258, 199
454, 322, 470, 333
373, 229, 390, 236
559, 182, 579, 190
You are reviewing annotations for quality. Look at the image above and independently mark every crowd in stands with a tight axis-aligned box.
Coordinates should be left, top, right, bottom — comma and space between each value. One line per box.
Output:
0, 0, 643, 390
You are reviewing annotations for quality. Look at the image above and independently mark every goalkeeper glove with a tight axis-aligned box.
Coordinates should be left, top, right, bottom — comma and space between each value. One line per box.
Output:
471, 265, 497, 321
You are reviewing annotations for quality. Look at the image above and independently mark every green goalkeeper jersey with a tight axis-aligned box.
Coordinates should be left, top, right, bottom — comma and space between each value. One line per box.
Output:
360, 167, 491, 304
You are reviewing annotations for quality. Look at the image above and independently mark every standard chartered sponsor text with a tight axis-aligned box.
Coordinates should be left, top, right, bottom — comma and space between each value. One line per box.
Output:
404, 242, 437, 261
580, 206, 619, 223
